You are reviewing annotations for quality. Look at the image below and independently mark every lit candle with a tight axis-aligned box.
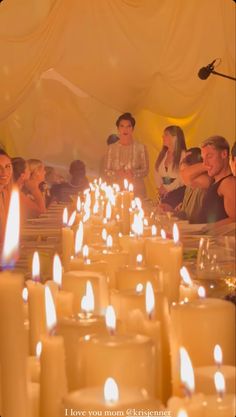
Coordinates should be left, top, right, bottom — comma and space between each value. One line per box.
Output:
195, 345, 236, 395
179, 267, 199, 302
62, 208, 74, 272
79, 306, 156, 396
204, 371, 235, 416
40, 287, 67, 417
0, 188, 28, 417
27, 341, 42, 383
62, 377, 163, 413
52, 254, 74, 318
170, 299, 235, 396
168, 347, 205, 416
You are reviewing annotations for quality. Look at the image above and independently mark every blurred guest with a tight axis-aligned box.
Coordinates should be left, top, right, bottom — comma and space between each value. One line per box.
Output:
104, 112, 149, 198
230, 141, 236, 176
175, 147, 212, 223
154, 125, 187, 209
50, 159, 89, 202
100, 134, 119, 180
12, 157, 46, 219
0, 149, 13, 248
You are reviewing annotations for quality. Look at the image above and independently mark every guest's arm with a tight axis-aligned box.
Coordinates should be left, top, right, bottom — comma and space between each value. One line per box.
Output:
180, 162, 207, 186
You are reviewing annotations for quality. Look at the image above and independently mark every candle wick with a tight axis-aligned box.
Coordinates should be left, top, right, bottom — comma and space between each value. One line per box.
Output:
181, 384, 192, 399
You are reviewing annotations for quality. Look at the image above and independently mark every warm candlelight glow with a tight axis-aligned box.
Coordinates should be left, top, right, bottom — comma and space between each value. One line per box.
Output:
105, 202, 112, 220
36, 341, 42, 358
180, 347, 195, 395
214, 345, 223, 366
105, 305, 116, 333
81, 281, 95, 313
128, 183, 134, 192
151, 225, 157, 236
84, 191, 91, 209
136, 283, 143, 293
160, 229, 166, 240
1, 188, 20, 268
22, 287, 28, 303
173, 223, 179, 243
45, 286, 57, 333
76, 196, 82, 212
75, 222, 84, 255
68, 210, 76, 227
198, 286, 206, 298
83, 208, 91, 223
136, 254, 143, 264
145, 282, 155, 318
104, 377, 119, 403
106, 235, 113, 248
177, 410, 189, 417
124, 179, 128, 190
32, 251, 40, 282
62, 207, 68, 225
82, 245, 89, 260
102, 228, 107, 241
180, 266, 193, 286
214, 371, 225, 396
144, 218, 148, 226
134, 197, 142, 210
53, 254, 62, 287
131, 213, 144, 236
93, 200, 99, 214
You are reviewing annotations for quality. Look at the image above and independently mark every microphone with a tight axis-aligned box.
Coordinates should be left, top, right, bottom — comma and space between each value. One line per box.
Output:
198, 59, 216, 80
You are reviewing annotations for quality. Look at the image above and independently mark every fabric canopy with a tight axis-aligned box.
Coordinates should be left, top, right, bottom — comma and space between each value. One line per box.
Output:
0, 0, 235, 196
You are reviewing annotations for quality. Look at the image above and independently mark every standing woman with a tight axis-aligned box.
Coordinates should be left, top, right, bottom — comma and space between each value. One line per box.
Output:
154, 125, 187, 209
104, 112, 149, 198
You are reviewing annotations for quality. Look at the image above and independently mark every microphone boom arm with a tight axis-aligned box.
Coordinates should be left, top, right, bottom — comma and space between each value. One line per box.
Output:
211, 70, 236, 81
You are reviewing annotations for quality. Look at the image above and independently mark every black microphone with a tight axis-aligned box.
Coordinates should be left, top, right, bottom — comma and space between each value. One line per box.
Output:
198, 59, 216, 80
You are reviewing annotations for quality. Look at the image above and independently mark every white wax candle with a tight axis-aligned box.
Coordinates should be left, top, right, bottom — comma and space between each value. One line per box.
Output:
27, 356, 40, 383
170, 299, 235, 396
204, 394, 236, 416
0, 272, 28, 417
168, 394, 206, 417
28, 382, 39, 417
116, 264, 163, 291
62, 226, 74, 272
195, 365, 236, 395
27, 280, 47, 355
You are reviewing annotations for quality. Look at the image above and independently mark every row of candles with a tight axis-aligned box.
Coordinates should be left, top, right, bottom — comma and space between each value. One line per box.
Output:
0, 181, 235, 417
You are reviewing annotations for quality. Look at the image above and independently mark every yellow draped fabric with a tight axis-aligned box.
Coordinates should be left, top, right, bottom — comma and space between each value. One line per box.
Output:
0, 0, 235, 196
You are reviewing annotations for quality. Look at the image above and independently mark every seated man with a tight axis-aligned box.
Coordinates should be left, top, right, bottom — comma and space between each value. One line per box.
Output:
182, 136, 236, 227
51, 160, 89, 202
176, 147, 212, 223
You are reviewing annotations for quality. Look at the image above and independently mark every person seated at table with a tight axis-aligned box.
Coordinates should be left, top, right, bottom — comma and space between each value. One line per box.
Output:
182, 136, 236, 227
0, 149, 13, 248
154, 125, 187, 210
230, 141, 236, 176
104, 112, 149, 198
50, 159, 89, 202
12, 157, 46, 219
175, 147, 212, 223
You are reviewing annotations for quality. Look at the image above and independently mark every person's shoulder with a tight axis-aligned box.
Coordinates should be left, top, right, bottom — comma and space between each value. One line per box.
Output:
219, 175, 235, 194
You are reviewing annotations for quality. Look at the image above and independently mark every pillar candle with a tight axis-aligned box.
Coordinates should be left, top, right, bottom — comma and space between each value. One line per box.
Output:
203, 394, 235, 417
170, 299, 235, 396
28, 382, 39, 417
195, 365, 236, 395
95, 249, 129, 288
116, 264, 163, 291
118, 234, 145, 265
168, 394, 206, 417
62, 226, 74, 272
0, 273, 28, 417
27, 280, 47, 355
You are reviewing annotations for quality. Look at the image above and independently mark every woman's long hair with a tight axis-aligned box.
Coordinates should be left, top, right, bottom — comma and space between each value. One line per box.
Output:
155, 126, 187, 171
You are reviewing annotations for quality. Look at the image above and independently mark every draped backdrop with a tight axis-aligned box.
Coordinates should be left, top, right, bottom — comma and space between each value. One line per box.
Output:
0, 0, 235, 196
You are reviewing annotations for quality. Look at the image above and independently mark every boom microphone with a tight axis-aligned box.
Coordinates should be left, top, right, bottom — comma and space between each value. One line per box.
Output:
198, 59, 216, 80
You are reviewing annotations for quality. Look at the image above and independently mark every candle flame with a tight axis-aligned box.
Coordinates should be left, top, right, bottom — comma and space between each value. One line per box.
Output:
53, 254, 62, 287
180, 267, 193, 286
84, 191, 91, 209
105, 305, 116, 332
105, 201, 112, 220
144, 218, 148, 226
1, 188, 20, 268
104, 377, 119, 403
36, 341, 42, 358
83, 208, 90, 223
145, 282, 155, 317
81, 280, 95, 313
177, 410, 189, 417
151, 225, 157, 236
93, 200, 99, 214
45, 286, 57, 332
106, 235, 113, 248
124, 179, 128, 190
76, 196, 82, 212
136, 254, 143, 264
214, 345, 223, 366
173, 223, 179, 243
22, 287, 28, 303
68, 210, 76, 227
128, 183, 134, 192
198, 286, 206, 298
82, 245, 89, 259
32, 251, 40, 282
214, 371, 225, 396
62, 207, 68, 225
136, 283, 143, 293
180, 347, 195, 394
75, 222, 84, 255
131, 213, 144, 236
160, 229, 166, 240
102, 228, 107, 242
134, 197, 142, 210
